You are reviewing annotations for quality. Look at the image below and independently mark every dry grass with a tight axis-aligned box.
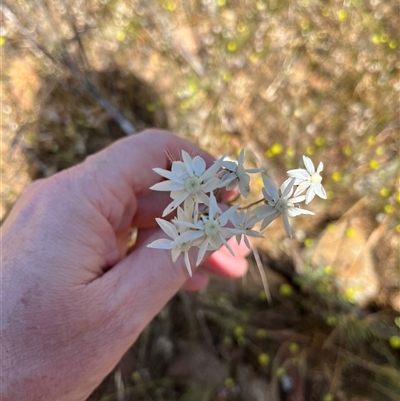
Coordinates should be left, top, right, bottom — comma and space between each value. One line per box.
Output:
2, 0, 399, 400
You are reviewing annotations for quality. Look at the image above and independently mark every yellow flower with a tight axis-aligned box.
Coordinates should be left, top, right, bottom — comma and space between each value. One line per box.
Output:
332, 172, 342, 182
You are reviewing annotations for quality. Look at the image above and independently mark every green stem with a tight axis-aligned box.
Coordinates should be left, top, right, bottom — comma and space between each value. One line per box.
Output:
238, 198, 265, 210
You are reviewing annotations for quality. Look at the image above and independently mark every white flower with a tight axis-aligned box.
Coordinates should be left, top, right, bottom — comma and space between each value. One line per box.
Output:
229, 208, 264, 249
253, 175, 314, 238
147, 207, 205, 276
218, 149, 263, 198
150, 150, 224, 217
175, 193, 241, 266
287, 155, 327, 204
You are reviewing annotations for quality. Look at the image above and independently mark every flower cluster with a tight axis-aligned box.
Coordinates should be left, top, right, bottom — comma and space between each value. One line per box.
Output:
148, 151, 326, 276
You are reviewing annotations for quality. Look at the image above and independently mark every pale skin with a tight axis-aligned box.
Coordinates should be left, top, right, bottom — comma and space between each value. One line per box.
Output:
1, 130, 249, 401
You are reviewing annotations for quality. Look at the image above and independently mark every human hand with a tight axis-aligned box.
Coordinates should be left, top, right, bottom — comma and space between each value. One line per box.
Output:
1, 130, 249, 401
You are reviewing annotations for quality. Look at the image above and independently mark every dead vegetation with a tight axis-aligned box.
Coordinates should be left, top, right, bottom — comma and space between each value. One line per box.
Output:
2, 0, 399, 400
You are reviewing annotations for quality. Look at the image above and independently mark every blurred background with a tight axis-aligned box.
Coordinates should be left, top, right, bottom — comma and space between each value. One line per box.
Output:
2, 0, 399, 400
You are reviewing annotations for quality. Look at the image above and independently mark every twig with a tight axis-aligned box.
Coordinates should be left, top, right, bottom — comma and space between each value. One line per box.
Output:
83, 80, 136, 135
61, 0, 90, 69
238, 198, 264, 210
2, 2, 136, 136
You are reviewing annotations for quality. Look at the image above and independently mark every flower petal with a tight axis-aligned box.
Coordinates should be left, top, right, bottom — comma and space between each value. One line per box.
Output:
244, 235, 251, 250
262, 187, 275, 203
208, 193, 218, 219
156, 218, 178, 238
262, 175, 279, 199
183, 196, 196, 216
316, 161, 324, 174
171, 247, 181, 262
282, 213, 292, 237
260, 211, 280, 230
314, 183, 327, 199
281, 178, 295, 199
175, 230, 205, 244
176, 206, 189, 223
252, 204, 276, 221
209, 234, 223, 249
287, 168, 310, 180
153, 167, 185, 183
287, 206, 314, 216
221, 227, 243, 237
305, 187, 316, 204
171, 161, 187, 176
290, 195, 306, 204
196, 239, 210, 266
170, 189, 187, 199
162, 193, 189, 216
303, 155, 315, 174
202, 177, 221, 193
247, 229, 264, 238
147, 238, 175, 249
184, 252, 193, 276
226, 179, 239, 191
246, 168, 263, 173
192, 156, 206, 176
219, 234, 235, 256
219, 204, 240, 226
238, 148, 245, 165
175, 219, 202, 229
293, 181, 311, 196
182, 150, 194, 176
201, 155, 225, 181
221, 160, 237, 171
150, 180, 184, 192
196, 191, 211, 206
238, 178, 250, 198
218, 172, 237, 187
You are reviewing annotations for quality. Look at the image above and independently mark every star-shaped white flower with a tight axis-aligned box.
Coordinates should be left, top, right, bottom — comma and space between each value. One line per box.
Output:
218, 149, 263, 198
150, 150, 224, 216
228, 208, 264, 249
287, 155, 327, 204
147, 207, 205, 276
253, 175, 314, 237
196, 194, 241, 265
175, 193, 241, 266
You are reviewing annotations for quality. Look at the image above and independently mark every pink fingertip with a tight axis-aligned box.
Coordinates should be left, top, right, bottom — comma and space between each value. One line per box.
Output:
202, 249, 249, 278
181, 270, 210, 292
